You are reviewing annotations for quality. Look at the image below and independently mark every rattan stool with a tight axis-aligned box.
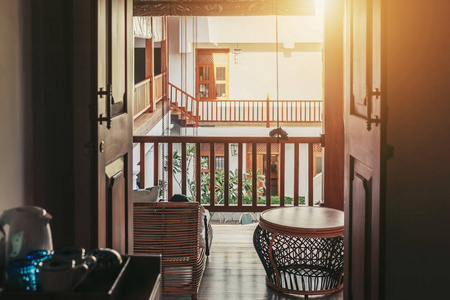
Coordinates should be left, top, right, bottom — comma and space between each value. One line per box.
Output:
253, 207, 344, 295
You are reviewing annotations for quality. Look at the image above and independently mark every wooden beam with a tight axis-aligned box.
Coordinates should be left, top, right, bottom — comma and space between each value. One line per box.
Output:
308, 143, 314, 206
323, 0, 344, 211
134, 0, 315, 17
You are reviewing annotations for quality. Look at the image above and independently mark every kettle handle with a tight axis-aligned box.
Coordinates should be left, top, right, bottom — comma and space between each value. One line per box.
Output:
0, 214, 5, 237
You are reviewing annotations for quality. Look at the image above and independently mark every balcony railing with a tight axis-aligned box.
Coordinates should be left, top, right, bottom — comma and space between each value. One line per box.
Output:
134, 78, 151, 119
168, 83, 199, 125
198, 99, 323, 125
134, 135, 321, 212
133, 74, 165, 119
153, 74, 164, 104
168, 83, 322, 125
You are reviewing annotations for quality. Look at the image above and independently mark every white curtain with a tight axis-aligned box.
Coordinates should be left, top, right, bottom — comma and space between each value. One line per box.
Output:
152, 17, 163, 42
133, 17, 164, 42
133, 17, 152, 39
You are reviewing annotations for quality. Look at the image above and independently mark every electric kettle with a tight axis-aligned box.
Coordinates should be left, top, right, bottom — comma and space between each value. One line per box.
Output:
0, 206, 53, 262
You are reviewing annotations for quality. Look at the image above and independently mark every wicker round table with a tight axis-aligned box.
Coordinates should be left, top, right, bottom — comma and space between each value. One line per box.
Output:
253, 207, 344, 295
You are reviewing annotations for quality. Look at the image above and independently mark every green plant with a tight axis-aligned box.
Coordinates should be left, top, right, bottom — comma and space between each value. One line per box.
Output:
168, 148, 307, 206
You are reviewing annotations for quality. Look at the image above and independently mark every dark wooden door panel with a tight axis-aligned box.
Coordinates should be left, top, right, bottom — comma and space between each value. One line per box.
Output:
106, 159, 126, 253
344, 0, 383, 299
351, 0, 368, 118
349, 158, 372, 300
97, 0, 133, 254
110, 0, 127, 118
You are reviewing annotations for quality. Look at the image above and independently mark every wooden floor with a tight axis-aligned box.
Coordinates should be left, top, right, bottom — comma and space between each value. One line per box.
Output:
163, 223, 343, 300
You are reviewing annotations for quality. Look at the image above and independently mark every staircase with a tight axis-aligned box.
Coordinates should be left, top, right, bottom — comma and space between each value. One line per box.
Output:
170, 101, 198, 126
168, 83, 199, 127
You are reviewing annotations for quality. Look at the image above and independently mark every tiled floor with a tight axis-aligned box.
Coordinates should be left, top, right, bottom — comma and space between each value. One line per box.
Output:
163, 223, 343, 300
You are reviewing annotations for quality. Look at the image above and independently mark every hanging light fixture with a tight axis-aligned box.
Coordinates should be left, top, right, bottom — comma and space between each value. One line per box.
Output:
270, 0, 288, 141
233, 42, 242, 64
230, 143, 238, 156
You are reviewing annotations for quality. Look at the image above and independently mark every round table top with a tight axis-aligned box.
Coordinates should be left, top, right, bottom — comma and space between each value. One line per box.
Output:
259, 206, 344, 237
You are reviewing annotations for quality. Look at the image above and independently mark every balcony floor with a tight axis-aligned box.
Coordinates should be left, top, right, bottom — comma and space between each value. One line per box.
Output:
163, 223, 343, 300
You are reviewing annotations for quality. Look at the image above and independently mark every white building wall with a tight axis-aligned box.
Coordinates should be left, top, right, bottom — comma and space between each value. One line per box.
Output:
164, 10, 325, 202
168, 8, 324, 100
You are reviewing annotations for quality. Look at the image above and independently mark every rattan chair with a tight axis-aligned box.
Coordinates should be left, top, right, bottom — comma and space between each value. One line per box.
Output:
133, 202, 213, 300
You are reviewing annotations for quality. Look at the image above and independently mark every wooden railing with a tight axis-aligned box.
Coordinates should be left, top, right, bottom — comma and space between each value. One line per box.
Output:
198, 99, 323, 125
154, 74, 163, 104
168, 83, 199, 125
134, 135, 321, 212
168, 83, 322, 125
134, 78, 151, 119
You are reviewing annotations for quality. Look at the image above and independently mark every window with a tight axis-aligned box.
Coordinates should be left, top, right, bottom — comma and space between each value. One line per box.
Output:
215, 67, 227, 98
215, 156, 225, 171
196, 49, 229, 100
198, 66, 210, 98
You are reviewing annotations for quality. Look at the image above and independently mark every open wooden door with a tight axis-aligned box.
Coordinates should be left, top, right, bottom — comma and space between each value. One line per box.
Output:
96, 0, 133, 254
344, 0, 384, 299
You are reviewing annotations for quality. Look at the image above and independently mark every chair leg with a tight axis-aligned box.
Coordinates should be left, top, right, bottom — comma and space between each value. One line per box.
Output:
191, 294, 198, 300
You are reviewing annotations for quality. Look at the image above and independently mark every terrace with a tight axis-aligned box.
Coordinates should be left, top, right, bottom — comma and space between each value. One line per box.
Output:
130, 3, 344, 299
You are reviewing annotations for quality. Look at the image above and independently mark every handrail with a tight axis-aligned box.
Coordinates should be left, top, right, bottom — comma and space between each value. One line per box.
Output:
168, 82, 199, 126
198, 99, 323, 124
135, 78, 151, 88
154, 74, 164, 103
134, 135, 321, 213
133, 78, 152, 119
167, 82, 322, 125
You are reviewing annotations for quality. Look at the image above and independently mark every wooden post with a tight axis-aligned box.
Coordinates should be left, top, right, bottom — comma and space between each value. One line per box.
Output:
308, 143, 314, 206
168, 143, 173, 199
153, 142, 159, 187
196, 143, 201, 202
252, 143, 257, 207
182, 143, 187, 195
209, 143, 215, 207
266, 143, 271, 207
224, 143, 229, 206
145, 38, 154, 112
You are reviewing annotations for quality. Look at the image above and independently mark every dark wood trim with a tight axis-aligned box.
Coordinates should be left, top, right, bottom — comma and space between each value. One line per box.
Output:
224, 142, 230, 206
294, 143, 299, 206
181, 142, 187, 194
145, 38, 154, 112
209, 143, 215, 207
265, 143, 271, 207
134, 136, 321, 144
153, 142, 159, 187
167, 142, 173, 199
308, 143, 314, 206
195, 142, 201, 202
280, 143, 285, 206
252, 143, 257, 207
238, 143, 243, 207
201, 205, 291, 213
134, 0, 316, 17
